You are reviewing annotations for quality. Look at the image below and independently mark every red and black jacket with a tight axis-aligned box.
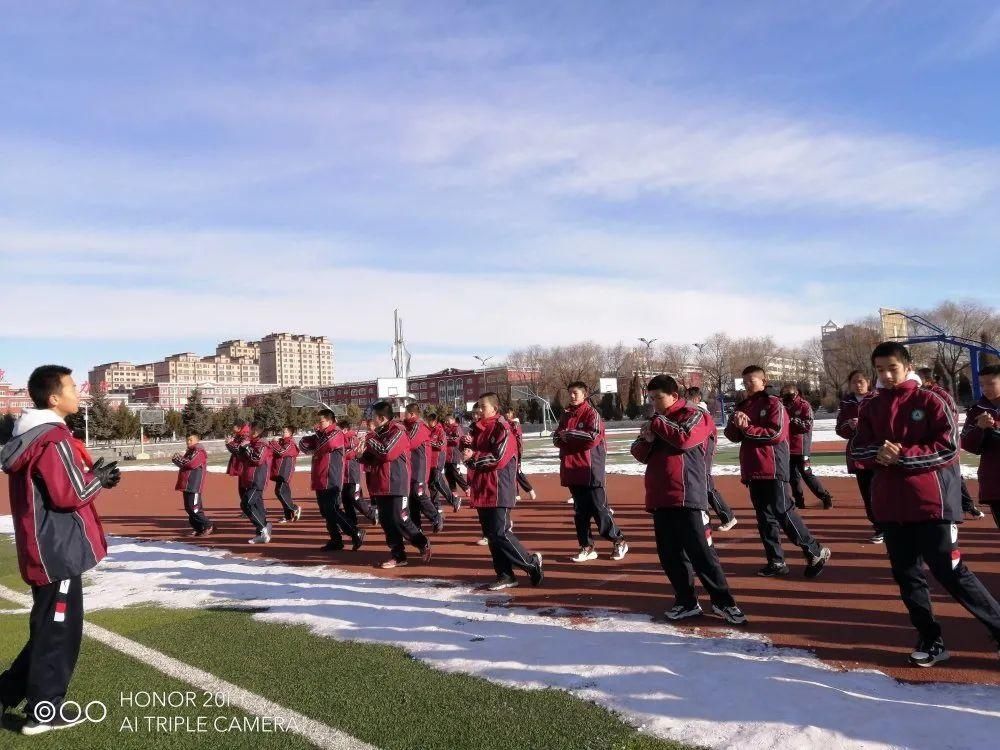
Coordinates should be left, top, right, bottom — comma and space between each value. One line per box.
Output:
784, 394, 815, 456
724, 391, 790, 483
510, 419, 524, 459
225, 425, 250, 477
630, 399, 712, 511
1, 418, 108, 587
403, 417, 433, 493
464, 415, 518, 508
428, 423, 448, 470
444, 422, 464, 464
298, 424, 346, 492
238, 436, 273, 491
343, 429, 362, 485
268, 436, 299, 482
553, 401, 606, 488
849, 380, 961, 524
173, 443, 208, 493
836, 392, 875, 474
360, 420, 410, 496
961, 396, 1000, 505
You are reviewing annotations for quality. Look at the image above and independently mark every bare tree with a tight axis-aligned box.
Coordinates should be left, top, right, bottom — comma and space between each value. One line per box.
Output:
654, 343, 692, 380
695, 333, 734, 396
918, 301, 998, 396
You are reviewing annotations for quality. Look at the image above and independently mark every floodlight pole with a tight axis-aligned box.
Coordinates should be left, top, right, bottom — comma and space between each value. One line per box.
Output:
83, 403, 90, 448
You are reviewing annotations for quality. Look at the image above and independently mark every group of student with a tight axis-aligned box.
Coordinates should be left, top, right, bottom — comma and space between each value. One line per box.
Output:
3, 345, 1000, 732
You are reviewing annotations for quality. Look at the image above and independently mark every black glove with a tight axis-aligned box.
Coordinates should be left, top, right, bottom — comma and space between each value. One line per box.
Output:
94, 460, 121, 489
91, 457, 105, 472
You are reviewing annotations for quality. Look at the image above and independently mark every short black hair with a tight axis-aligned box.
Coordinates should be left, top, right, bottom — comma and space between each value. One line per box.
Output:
371, 401, 394, 419
337, 418, 352, 429
282, 424, 296, 433
742, 365, 766, 378
686, 386, 702, 399
426, 412, 439, 422
916, 367, 935, 381
186, 431, 201, 439
233, 419, 247, 428
250, 421, 267, 436
405, 403, 421, 415
28, 365, 72, 410
980, 364, 1000, 378
317, 408, 336, 421
646, 375, 680, 395
781, 383, 798, 394
846, 369, 867, 383
479, 392, 500, 409
566, 381, 589, 394
871, 341, 911, 365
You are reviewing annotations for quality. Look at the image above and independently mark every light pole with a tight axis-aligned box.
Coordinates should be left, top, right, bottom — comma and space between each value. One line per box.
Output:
473, 355, 494, 373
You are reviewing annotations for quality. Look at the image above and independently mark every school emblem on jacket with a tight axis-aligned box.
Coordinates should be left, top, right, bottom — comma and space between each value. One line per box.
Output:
911, 409, 925, 421
760, 409, 767, 417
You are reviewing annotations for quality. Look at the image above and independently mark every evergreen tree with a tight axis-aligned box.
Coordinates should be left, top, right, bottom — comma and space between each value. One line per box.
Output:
253, 391, 289, 433
113, 405, 140, 442
165, 409, 184, 439
181, 389, 214, 437
88, 388, 117, 443
625, 373, 643, 419
213, 401, 243, 438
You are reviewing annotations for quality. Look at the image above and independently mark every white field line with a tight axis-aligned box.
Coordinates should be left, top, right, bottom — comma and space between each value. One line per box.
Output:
0, 583, 376, 750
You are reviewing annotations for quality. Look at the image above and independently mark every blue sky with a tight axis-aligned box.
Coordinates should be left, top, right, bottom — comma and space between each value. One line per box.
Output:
2, 1, 999, 386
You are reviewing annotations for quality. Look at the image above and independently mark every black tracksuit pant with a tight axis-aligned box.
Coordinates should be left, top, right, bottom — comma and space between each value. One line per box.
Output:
375, 496, 428, 562
992, 504, 1000, 529
239, 485, 268, 533
477, 506, 537, 578
408, 481, 440, 530
652, 508, 736, 609
854, 469, 881, 534
428, 467, 456, 509
788, 454, 831, 506
883, 521, 1000, 643
516, 462, 534, 494
748, 479, 821, 565
316, 487, 358, 545
274, 478, 298, 519
960, 479, 978, 513
0, 576, 83, 722
182, 491, 213, 533
445, 462, 468, 492
706, 475, 734, 526
570, 485, 623, 548
341, 483, 377, 527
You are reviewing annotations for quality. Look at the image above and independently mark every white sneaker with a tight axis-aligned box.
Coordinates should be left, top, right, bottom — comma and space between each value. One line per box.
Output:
665, 603, 703, 621
571, 547, 598, 562
566, 497, 574, 504
515, 495, 521, 502
611, 539, 629, 561
476, 537, 490, 546
249, 524, 272, 544
529, 490, 537, 500
718, 518, 738, 532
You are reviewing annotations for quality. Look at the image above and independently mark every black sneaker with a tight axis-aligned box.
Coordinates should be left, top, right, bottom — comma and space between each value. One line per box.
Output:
757, 562, 790, 577
487, 574, 518, 591
432, 513, 445, 534
910, 637, 949, 667
351, 529, 366, 551
869, 532, 885, 544
821, 495, 834, 510
451, 496, 463, 513
804, 547, 832, 579
665, 602, 703, 620
794, 499, 806, 509
968, 506, 986, 519
712, 603, 749, 625
321, 540, 345, 552
22, 714, 82, 735
528, 553, 544, 586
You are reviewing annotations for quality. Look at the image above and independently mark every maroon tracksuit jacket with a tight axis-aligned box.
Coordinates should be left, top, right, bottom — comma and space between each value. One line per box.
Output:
225, 425, 250, 477
268, 436, 299, 482
343, 429, 362, 485
360, 420, 411, 496
444, 423, 464, 464
173, 444, 208, 493
298, 425, 347, 492
510, 419, 524, 458
724, 391, 790, 483
962, 396, 1000, 505
1, 419, 108, 587
784, 394, 815, 456
238, 437, 273, 492
848, 379, 962, 524
836, 392, 876, 474
553, 401, 606, 487
403, 417, 433, 491
465, 415, 518, 508
630, 399, 712, 512
428, 423, 448, 470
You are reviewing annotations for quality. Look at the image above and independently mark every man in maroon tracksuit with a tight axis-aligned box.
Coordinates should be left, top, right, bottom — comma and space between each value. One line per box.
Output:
360, 401, 430, 569
687, 388, 737, 531
1, 365, 120, 735
402, 404, 443, 533
338, 418, 378, 528
172, 431, 214, 536
465, 392, 543, 590
850, 343, 1000, 667
554, 381, 627, 563
725, 366, 830, 578
225, 420, 249, 477
298, 409, 364, 552
505, 407, 536, 501
917, 368, 985, 519
443, 414, 469, 494
836, 370, 881, 542
780, 384, 834, 510
268, 425, 302, 523
426, 413, 459, 512
962, 364, 1000, 529
631, 375, 746, 624
237, 422, 274, 544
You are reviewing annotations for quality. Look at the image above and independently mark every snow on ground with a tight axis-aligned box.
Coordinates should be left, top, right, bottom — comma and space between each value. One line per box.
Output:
1, 515, 996, 750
